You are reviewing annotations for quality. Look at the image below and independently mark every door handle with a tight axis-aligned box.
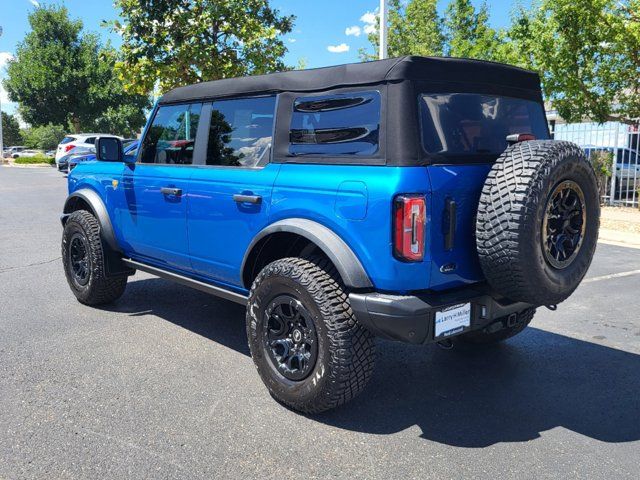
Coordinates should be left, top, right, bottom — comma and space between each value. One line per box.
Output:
161, 187, 182, 196
233, 194, 262, 204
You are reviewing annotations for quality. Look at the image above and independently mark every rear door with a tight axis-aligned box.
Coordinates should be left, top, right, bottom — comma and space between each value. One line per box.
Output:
418, 93, 550, 289
187, 95, 280, 287
117, 102, 203, 271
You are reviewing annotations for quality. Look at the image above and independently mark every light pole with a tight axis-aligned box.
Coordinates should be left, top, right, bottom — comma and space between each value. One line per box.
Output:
0, 25, 4, 157
379, 0, 388, 60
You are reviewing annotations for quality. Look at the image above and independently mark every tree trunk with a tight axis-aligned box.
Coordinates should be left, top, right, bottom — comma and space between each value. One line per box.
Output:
71, 117, 81, 133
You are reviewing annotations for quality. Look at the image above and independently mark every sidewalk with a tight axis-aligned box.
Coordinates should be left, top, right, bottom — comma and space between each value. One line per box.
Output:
600, 206, 640, 248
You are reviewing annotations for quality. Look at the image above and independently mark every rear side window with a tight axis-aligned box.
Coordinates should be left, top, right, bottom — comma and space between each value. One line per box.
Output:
60, 136, 76, 144
419, 93, 549, 158
289, 91, 380, 156
140, 103, 202, 164
84, 137, 96, 145
206, 96, 276, 167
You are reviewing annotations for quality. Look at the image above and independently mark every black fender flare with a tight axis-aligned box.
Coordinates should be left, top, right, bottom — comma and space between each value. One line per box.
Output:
61, 189, 121, 253
242, 218, 373, 289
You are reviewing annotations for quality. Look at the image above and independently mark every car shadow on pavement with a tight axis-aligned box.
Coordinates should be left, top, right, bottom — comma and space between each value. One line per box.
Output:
108, 277, 640, 448
320, 328, 640, 447
105, 277, 250, 356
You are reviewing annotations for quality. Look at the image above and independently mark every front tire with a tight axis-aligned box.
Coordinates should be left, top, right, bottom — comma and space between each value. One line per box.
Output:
62, 210, 127, 305
246, 257, 375, 413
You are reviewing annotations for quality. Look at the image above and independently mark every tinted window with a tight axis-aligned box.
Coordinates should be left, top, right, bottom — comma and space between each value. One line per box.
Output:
60, 137, 76, 145
141, 103, 202, 164
206, 96, 276, 167
289, 91, 380, 156
420, 93, 549, 157
84, 137, 96, 145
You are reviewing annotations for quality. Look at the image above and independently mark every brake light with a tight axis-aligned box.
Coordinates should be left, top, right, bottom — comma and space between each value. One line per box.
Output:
506, 133, 536, 144
393, 194, 426, 262
64, 144, 75, 152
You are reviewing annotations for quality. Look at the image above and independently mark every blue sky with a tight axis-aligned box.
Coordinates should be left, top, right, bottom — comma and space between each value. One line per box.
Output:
0, 0, 520, 116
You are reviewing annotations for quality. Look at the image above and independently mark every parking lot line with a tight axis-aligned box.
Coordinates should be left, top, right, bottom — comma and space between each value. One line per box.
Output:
583, 269, 640, 283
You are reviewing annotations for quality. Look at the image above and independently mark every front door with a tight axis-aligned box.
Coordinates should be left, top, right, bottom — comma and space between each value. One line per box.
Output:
118, 102, 203, 271
188, 95, 280, 287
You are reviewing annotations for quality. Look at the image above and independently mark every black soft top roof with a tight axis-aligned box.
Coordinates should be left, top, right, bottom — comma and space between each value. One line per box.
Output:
159, 56, 541, 104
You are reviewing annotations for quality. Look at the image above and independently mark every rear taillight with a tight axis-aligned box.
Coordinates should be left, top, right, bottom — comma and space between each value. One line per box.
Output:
64, 144, 75, 152
506, 133, 536, 144
393, 194, 426, 262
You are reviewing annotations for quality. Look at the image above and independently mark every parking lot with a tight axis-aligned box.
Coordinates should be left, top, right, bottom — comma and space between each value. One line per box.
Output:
1, 166, 639, 479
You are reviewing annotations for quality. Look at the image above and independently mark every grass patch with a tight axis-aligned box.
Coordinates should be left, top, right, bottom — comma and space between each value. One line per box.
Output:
13, 154, 55, 165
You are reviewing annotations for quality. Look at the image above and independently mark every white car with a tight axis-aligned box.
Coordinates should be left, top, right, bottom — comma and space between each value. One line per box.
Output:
55, 134, 122, 162
3, 146, 28, 158
12, 149, 44, 158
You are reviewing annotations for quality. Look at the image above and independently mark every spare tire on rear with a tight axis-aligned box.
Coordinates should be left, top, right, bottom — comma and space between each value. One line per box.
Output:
476, 140, 600, 306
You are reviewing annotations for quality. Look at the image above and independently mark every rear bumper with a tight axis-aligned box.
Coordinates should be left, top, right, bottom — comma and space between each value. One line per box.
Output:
349, 284, 532, 344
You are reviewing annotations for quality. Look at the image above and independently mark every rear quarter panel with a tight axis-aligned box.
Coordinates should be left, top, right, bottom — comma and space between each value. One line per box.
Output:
271, 164, 432, 293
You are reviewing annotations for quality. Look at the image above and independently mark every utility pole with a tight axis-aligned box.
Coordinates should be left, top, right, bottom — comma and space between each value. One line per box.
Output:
379, 0, 388, 60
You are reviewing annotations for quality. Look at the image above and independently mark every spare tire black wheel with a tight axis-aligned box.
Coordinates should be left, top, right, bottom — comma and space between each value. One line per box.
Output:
476, 140, 600, 306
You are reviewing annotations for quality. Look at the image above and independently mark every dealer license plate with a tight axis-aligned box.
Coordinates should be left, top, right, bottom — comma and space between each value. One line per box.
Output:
434, 303, 471, 338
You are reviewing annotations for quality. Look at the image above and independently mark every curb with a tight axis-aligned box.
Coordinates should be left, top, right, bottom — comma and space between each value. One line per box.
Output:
598, 228, 640, 250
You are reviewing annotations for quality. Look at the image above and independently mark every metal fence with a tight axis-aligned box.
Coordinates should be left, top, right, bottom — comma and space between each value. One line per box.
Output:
549, 121, 640, 206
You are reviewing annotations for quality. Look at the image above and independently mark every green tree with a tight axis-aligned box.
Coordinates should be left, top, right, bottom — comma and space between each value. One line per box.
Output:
1, 112, 22, 146
3, 5, 149, 134
360, 0, 444, 60
509, 0, 640, 123
112, 0, 294, 95
443, 0, 502, 60
83, 47, 150, 137
22, 124, 67, 151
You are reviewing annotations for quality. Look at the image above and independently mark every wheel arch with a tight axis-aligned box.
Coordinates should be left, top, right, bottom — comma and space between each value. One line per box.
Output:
61, 189, 120, 253
241, 219, 373, 290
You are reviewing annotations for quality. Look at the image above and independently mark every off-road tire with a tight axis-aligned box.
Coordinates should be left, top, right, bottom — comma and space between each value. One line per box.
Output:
459, 308, 536, 345
62, 210, 127, 305
476, 140, 600, 305
246, 256, 375, 413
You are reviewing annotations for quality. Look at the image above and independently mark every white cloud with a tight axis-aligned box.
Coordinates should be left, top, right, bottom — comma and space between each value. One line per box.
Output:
28, 0, 40, 7
361, 10, 378, 34
288, 38, 297, 43
327, 43, 350, 53
360, 11, 377, 25
345, 26, 361, 37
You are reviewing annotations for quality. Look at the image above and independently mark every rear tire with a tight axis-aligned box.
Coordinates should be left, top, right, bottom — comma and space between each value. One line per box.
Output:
62, 210, 127, 305
246, 257, 375, 413
458, 308, 536, 345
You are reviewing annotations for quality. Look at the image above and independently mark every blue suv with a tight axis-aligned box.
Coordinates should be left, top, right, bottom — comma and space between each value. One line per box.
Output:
61, 56, 600, 413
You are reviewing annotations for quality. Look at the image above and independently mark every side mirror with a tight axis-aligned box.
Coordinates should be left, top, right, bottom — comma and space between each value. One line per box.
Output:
95, 136, 124, 162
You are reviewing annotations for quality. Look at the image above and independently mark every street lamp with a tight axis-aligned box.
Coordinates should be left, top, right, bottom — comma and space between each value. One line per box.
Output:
0, 25, 4, 157
379, 0, 388, 60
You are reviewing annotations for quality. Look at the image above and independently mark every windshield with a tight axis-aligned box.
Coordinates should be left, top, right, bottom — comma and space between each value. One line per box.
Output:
419, 93, 549, 158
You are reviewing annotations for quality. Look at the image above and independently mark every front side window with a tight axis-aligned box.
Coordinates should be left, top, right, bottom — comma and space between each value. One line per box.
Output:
289, 91, 380, 156
206, 96, 276, 168
419, 93, 549, 158
140, 103, 202, 164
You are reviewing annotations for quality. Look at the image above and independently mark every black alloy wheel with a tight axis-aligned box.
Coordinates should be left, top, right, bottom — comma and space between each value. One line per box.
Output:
542, 180, 586, 269
263, 295, 318, 381
68, 232, 91, 287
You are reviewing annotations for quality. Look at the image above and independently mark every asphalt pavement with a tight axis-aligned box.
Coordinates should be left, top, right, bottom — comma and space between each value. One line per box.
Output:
1, 166, 639, 479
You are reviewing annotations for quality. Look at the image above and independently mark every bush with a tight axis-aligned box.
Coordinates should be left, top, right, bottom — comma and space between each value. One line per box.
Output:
589, 150, 613, 201
22, 124, 67, 151
14, 154, 55, 165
